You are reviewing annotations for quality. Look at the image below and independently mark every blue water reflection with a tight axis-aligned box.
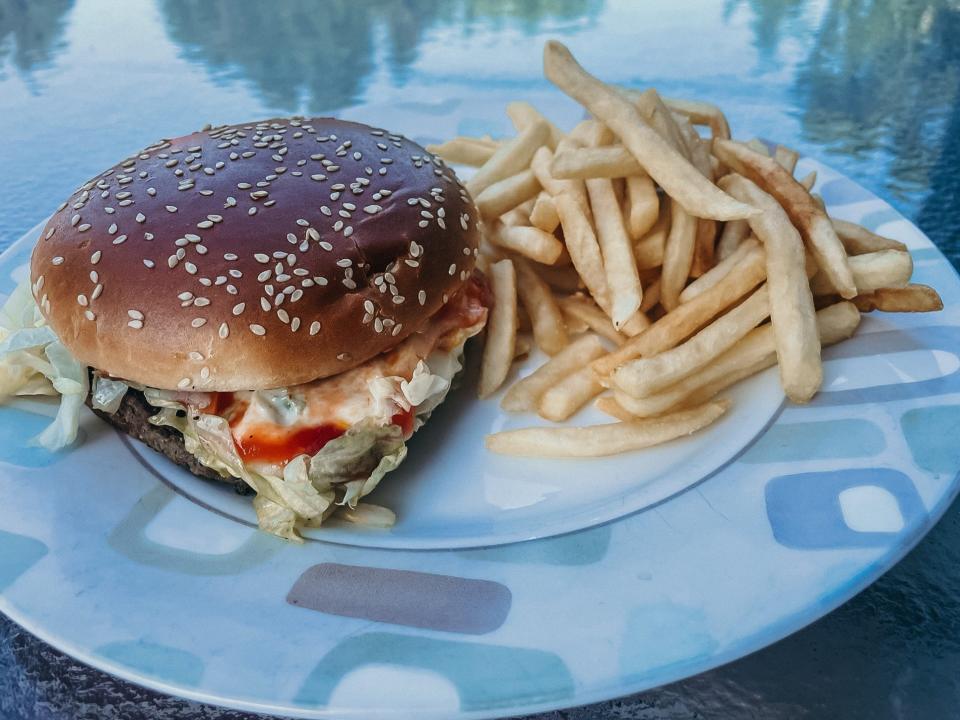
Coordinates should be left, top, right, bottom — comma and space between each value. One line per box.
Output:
2, 0, 957, 260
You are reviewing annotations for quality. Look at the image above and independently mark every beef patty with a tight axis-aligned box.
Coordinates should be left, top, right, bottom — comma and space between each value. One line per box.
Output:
89, 389, 252, 495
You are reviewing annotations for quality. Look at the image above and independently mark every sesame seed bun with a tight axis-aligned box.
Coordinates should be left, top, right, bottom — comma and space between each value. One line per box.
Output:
30, 117, 481, 391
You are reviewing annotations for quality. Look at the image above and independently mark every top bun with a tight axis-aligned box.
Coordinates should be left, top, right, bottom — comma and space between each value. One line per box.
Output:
30, 117, 481, 391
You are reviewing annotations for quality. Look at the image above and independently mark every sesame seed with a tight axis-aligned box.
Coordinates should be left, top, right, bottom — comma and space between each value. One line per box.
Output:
218, 322, 229, 339
257, 270, 272, 282
136, 213, 146, 223
224, 252, 238, 260
128, 309, 144, 320
185, 262, 198, 274
309, 321, 321, 335
260, 297, 271, 311
363, 205, 382, 214
194, 297, 210, 307
343, 226, 354, 237
232, 303, 245, 315
418, 220, 429, 228
84, 310, 96, 321
418, 290, 426, 305
89, 270, 99, 283
178, 378, 191, 389
196, 245, 208, 255
143, 259, 155, 268
113, 234, 128, 245
200, 367, 210, 380
91, 284, 103, 300
191, 318, 206, 328
249, 324, 266, 336
197, 220, 214, 229
52, 256, 64, 266
319, 241, 333, 251
188, 351, 204, 361
77, 223, 91, 233
286, 233, 297, 243
128, 319, 143, 330
248, 208, 257, 216
77, 294, 88, 306
254, 253, 269, 263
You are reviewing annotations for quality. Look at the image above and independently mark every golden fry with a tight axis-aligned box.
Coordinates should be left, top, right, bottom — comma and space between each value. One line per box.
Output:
543, 41, 756, 221
486, 399, 730, 457
478, 259, 518, 398
501, 334, 606, 412
714, 138, 856, 298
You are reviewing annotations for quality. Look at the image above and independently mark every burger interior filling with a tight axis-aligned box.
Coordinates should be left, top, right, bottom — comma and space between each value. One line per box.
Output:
0, 274, 489, 541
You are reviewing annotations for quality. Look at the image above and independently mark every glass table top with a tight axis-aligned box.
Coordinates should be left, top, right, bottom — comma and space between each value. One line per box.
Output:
1, 0, 959, 717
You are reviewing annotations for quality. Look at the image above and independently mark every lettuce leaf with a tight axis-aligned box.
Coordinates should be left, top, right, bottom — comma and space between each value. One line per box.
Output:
0, 277, 87, 448
90, 376, 129, 414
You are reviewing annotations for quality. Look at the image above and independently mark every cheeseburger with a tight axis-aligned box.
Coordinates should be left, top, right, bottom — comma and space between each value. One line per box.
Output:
5, 117, 489, 540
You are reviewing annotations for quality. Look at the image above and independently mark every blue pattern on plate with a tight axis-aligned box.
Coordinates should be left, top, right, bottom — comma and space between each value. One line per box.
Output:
765, 469, 926, 549
294, 632, 575, 710
901, 405, 960, 474
96, 640, 204, 687
741, 419, 885, 463
0, 530, 47, 592
0, 407, 70, 468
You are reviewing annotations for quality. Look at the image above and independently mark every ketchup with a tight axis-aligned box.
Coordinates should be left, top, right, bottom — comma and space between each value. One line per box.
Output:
391, 407, 415, 438
235, 424, 345, 464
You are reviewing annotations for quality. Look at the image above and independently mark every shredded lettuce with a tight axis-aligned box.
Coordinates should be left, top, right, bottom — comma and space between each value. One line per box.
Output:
90, 376, 129, 414
0, 278, 88, 449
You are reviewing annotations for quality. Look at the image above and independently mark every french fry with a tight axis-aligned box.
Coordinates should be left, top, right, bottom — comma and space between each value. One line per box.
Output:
478, 259, 518, 398
485, 399, 730, 457
679, 237, 760, 304
691, 219, 717, 278
543, 41, 756, 221
529, 192, 560, 233
625, 88, 692, 159
506, 101, 564, 149
475, 169, 541, 219
501, 334, 606, 412
612, 284, 772, 397
500, 205, 531, 228
554, 193, 610, 313
723, 174, 821, 402
551, 146, 642, 179
568, 119, 615, 147
615, 302, 861, 417
661, 96, 731, 140
660, 198, 697, 310
798, 170, 817, 191
467, 120, 550, 196
533, 263, 583, 292
594, 395, 637, 422
713, 138, 857, 298
715, 219, 750, 261
538, 367, 605, 421
620, 310, 652, 337
491, 224, 564, 265
831, 218, 908, 254
514, 335, 534, 359
810, 249, 913, 296
586, 177, 643, 326
635, 201, 669, 269
852, 284, 943, 313
592, 242, 767, 376
639, 276, 662, 313
774, 145, 799, 174
426, 136, 498, 166
625, 173, 659, 240
745, 138, 770, 156
559, 295, 627, 345
531, 145, 593, 221
514, 257, 569, 354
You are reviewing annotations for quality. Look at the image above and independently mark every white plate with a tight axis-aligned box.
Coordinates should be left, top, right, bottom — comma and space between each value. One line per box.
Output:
1, 106, 959, 719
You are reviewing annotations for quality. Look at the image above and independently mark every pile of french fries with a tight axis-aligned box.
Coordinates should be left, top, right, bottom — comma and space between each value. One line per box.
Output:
427, 40, 943, 458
